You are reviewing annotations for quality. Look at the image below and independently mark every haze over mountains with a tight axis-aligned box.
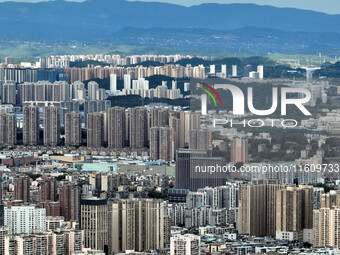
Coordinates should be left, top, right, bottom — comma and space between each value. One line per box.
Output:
1, 0, 340, 54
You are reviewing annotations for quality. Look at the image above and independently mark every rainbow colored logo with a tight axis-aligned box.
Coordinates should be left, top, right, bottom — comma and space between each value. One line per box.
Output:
199, 83, 223, 106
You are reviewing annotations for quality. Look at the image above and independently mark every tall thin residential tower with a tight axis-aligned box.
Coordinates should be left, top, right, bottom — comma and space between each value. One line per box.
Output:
23, 105, 39, 145
108, 107, 126, 148
44, 105, 60, 146
65, 112, 82, 147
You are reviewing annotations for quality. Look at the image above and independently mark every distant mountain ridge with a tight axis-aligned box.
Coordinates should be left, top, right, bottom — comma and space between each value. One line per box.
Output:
0, 0, 340, 42
1, 0, 340, 55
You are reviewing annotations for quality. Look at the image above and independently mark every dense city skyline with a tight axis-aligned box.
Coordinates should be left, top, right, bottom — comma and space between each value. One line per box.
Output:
0, 53, 339, 255
0, 0, 339, 254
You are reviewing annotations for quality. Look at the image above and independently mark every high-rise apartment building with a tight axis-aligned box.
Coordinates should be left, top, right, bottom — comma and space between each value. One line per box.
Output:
34, 234, 49, 254
59, 182, 80, 221
70, 81, 85, 99
173, 111, 185, 148
184, 112, 200, 146
231, 138, 248, 164
111, 200, 136, 253
81, 198, 111, 253
4, 205, 46, 235
111, 199, 168, 253
150, 127, 174, 161
1, 82, 16, 105
14, 176, 30, 203
5, 235, 38, 254
23, 105, 39, 145
209, 65, 215, 74
39, 56, 47, 68
17, 81, 71, 102
18, 82, 34, 105
63, 229, 83, 254
110, 73, 117, 92
40, 177, 57, 202
103, 111, 109, 146
150, 108, 169, 128
313, 207, 340, 248
108, 107, 126, 148
221, 64, 227, 78
170, 234, 200, 255
313, 187, 324, 209
89, 173, 102, 191
129, 107, 148, 148
169, 116, 181, 154
132, 78, 149, 90
88, 81, 99, 101
320, 190, 340, 208
43, 105, 60, 146
65, 111, 82, 147
84, 100, 111, 124
232, 65, 238, 77
52, 232, 65, 254
187, 183, 239, 210
0, 228, 7, 254
100, 173, 114, 192
275, 185, 314, 240
238, 179, 286, 237
87, 112, 105, 147
135, 199, 166, 251
0, 114, 17, 146
124, 74, 131, 90
40, 201, 60, 217
189, 129, 212, 150
257, 65, 264, 80
96, 88, 106, 100
172, 80, 177, 90
2, 228, 82, 255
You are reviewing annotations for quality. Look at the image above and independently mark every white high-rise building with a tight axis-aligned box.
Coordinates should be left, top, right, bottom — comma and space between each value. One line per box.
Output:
170, 234, 200, 255
172, 80, 177, 90
4, 205, 46, 235
232, 65, 238, 77
60, 81, 70, 101
110, 73, 117, 92
184, 83, 190, 92
131, 78, 146, 90
132, 80, 138, 90
143, 79, 149, 90
209, 65, 215, 74
124, 74, 131, 90
186, 184, 238, 210
257, 65, 264, 80
88, 81, 99, 100
221, 65, 227, 78
70, 81, 85, 99
132, 78, 149, 90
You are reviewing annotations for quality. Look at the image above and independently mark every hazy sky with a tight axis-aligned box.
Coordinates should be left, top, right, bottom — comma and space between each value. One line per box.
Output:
0, 0, 340, 14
